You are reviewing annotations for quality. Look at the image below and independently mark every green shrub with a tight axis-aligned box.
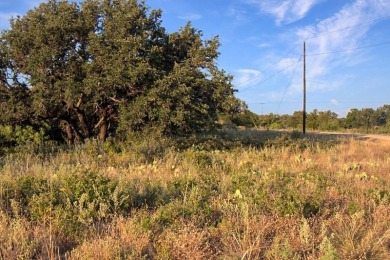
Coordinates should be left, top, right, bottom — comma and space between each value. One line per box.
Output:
319, 236, 340, 260
266, 238, 299, 260
3, 176, 50, 217
0, 125, 47, 147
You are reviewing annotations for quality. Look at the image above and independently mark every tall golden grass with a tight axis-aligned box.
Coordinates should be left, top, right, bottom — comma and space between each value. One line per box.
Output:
0, 131, 389, 259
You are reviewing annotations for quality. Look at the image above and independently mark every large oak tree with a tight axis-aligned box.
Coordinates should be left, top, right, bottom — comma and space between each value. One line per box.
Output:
0, 0, 236, 144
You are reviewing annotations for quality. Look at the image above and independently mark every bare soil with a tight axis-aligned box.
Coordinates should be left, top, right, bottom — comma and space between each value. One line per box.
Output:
310, 131, 390, 141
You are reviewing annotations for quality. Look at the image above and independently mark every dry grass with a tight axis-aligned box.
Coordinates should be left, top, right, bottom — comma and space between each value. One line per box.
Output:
0, 131, 389, 259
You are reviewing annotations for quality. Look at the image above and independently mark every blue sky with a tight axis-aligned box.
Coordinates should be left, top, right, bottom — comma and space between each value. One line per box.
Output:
1, 0, 390, 116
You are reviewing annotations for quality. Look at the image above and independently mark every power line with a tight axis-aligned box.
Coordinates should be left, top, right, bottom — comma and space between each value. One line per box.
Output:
274, 55, 302, 115
235, 16, 390, 89
238, 56, 301, 93
235, 14, 390, 113
304, 15, 390, 41
234, 43, 300, 87
307, 40, 390, 56
266, 56, 302, 127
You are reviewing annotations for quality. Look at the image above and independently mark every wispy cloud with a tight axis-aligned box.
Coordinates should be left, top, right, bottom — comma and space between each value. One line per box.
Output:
246, 0, 323, 25
243, 0, 390, 111
178, 13, 202, 21
226, 6, 249, 23
234, 69, 262, 88
336, 108, 350, 118
296, 0, 390, 81
274, 57, 301, 72
258, 43, 271, 48
268, 0, 390, 97
330, 98, 339, 105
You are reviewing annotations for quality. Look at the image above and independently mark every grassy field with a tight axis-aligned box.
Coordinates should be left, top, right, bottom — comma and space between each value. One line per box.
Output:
0, 129, 390, 259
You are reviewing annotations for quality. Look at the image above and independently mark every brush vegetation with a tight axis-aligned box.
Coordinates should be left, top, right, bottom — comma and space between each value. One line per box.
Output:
1, 129, 390, 259
234, 105, 390, 134
1, 1, 390, 259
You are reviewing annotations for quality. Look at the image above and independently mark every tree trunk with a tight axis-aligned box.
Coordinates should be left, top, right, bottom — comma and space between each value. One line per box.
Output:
70, 123, 83, 143
61, 120, 75, 145
97, 107, 108, 142
99, 120, 108, 142
72, 94, 90, 139
73, 107, 90, 139
64, 121, 74, 146
61, 119, 83, 145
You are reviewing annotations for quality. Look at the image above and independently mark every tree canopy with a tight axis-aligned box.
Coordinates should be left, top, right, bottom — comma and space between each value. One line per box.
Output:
0, 0, 236, 144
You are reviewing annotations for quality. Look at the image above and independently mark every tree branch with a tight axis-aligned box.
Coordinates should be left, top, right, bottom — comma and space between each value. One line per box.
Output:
94, 116, 105, 129
76, 93, 84, 108
109, 96, 125, 103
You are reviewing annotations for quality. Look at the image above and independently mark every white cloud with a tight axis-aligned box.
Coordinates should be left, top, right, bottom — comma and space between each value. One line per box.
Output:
289, 72, 351, 98
269, 0, 390, 96
258, 43, 271, 48
330, 98, 339, 105
336, 108, 350, 118
236, 0, 390, 109
246, 0, 323, 25
178, 13, 202, 21
226, 6, 249, 23
275, 57, 301, 71
234, 69, 262, 88
296, 0, 390, 81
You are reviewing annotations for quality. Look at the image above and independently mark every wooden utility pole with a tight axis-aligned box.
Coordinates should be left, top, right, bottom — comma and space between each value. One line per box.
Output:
303, 42, 307, 134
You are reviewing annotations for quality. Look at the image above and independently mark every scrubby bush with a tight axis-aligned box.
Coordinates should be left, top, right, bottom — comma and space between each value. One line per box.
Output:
1, 130, 390, 258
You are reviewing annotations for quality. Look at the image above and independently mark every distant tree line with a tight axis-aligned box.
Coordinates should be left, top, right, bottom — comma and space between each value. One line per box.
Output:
230, 105, 390, 133
0, 0, 239, 145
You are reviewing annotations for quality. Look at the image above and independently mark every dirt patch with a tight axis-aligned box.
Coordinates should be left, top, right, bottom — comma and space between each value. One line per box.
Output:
310, 131, 390, 141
